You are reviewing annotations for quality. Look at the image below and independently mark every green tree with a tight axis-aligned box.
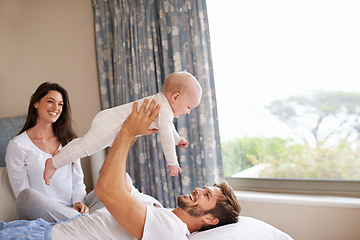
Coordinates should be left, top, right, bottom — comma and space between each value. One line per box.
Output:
222, 137, 360, 179
259, 140, 360, 179
266, 91, 360, 147
222, 136, 292, 176
222, 91, 360, 179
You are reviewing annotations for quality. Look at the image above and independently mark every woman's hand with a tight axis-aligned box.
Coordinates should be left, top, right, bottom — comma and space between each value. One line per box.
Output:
73, 202, 90, 214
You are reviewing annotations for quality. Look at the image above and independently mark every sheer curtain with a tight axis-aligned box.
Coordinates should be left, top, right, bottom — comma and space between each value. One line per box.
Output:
93, 0, 222, 207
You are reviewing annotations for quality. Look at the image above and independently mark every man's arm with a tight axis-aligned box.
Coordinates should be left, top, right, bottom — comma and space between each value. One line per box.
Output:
95, 99, 160, 240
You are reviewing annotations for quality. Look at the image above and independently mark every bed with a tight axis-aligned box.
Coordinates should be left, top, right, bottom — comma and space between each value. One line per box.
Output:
0, 114, 293, 239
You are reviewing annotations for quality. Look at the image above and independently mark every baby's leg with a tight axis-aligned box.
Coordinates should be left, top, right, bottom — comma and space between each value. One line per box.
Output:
52, 120, 120, 169
77, 122, 119, 155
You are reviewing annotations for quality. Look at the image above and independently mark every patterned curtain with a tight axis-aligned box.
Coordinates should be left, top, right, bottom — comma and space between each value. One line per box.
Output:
93, 0, 223, 207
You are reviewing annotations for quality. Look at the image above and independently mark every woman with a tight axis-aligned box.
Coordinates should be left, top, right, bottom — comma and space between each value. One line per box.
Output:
5, 82, 103, 222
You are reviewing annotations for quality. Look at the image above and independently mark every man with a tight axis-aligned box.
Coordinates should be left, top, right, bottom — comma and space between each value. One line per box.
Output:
0, 99, 241, 240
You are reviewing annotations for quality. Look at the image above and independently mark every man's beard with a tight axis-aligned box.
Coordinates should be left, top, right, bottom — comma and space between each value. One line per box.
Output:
177, 196, 207, 217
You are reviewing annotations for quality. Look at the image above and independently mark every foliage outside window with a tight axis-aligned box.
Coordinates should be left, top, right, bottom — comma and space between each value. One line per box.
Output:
222, 91, 360, 180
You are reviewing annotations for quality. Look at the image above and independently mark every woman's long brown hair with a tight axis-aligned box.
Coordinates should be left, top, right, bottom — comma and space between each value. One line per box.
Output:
19, 82, 77, 146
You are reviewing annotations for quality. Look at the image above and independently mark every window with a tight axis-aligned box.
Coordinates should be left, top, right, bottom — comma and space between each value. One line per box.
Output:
207, 0, 360, 196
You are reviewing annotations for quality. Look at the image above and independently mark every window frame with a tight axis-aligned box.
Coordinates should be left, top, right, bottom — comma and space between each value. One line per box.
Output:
225, 177, 360, 198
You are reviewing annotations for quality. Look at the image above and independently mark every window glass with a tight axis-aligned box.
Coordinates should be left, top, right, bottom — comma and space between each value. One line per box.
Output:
207, 0, 360, 180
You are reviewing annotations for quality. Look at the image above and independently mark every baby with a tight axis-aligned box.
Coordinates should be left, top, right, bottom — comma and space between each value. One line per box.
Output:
44, 72, 202, 185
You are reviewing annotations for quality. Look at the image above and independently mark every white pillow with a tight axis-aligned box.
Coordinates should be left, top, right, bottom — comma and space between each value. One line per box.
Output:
189, 216, 294, 240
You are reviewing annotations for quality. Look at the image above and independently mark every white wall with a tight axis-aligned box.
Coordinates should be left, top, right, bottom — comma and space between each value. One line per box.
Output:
239, 194, 360, 240
0, 0, 101, 189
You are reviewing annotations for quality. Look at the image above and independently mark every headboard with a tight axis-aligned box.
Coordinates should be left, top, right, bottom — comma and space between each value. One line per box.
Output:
0, 115, 27, 167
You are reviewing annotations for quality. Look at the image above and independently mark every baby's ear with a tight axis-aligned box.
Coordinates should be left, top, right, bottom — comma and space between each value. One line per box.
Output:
171, 92, 181, 103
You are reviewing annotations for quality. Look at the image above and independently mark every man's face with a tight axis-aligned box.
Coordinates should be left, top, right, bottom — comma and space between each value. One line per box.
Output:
177, 186, 222, 217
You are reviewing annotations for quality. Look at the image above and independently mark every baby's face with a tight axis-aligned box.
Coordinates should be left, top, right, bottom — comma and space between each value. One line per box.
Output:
170, 90, 201, 118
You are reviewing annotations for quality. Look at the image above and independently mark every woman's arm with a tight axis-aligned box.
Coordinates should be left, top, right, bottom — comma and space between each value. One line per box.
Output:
5, 140, 30, 197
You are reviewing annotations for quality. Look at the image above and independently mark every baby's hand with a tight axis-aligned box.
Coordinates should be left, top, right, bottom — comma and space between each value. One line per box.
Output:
43, 158, 57, 185
168, 164, 182, 176
177, 138, 189, 148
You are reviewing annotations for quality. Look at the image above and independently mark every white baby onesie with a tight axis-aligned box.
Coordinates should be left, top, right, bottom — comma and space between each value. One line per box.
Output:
52, 92, 182, 169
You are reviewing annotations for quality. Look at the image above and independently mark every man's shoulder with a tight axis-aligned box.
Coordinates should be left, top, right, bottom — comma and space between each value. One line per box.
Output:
143, 207, 189, 239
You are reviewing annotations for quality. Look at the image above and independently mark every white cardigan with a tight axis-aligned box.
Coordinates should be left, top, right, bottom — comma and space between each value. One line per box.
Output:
5, 132, 86, 206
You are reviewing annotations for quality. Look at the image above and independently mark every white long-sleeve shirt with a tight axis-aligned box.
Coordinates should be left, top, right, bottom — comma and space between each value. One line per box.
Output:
5, 132, 86, 206
52, 92, 182, 169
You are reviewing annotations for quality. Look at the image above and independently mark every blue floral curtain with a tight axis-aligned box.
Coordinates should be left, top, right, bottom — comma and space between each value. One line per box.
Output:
93, 0, 223, 207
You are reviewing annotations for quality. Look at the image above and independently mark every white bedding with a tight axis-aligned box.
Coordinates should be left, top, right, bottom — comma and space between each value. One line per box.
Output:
189, 216, 294, 240
0, 165, 294, 239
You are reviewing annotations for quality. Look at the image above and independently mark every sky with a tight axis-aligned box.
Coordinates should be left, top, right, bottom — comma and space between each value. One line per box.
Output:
206, 0, 360, 142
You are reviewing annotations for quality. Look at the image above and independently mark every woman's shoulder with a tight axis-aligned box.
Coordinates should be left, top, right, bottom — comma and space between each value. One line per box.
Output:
5, 132, 30, 161
8, 131, 28, 146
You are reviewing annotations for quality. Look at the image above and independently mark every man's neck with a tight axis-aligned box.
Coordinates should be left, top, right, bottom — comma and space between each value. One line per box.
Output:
172, 208, 203, 233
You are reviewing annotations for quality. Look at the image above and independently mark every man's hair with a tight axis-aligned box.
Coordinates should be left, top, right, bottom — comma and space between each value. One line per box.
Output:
201, 181, 241, 231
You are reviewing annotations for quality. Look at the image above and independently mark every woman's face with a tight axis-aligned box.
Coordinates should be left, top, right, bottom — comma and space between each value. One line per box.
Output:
34, 90, 64, 124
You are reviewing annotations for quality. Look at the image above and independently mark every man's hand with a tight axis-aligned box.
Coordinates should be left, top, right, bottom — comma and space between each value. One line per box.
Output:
73, 202, 90, 214
121, 99, 161, 137
177, 138, 189, 148
168, 164, 182, 176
